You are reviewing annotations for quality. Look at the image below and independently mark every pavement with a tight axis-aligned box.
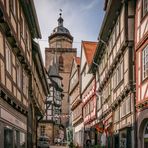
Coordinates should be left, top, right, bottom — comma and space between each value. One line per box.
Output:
50, 145, 68, 148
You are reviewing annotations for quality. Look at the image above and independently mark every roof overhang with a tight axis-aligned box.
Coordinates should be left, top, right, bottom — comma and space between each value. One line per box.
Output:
98, 0, 122, 42
20, 0, 41, 38
89, 0, 122, 73
32, 41, 49, 95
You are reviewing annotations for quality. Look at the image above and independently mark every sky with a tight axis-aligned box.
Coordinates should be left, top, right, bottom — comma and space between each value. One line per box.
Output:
34, 0, 105, 62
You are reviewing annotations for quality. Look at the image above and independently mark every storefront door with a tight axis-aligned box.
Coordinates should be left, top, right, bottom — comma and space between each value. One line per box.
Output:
114, 134, 119, 148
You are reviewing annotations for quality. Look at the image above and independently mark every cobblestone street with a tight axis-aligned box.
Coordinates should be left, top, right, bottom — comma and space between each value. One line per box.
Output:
50, 146, 68, 148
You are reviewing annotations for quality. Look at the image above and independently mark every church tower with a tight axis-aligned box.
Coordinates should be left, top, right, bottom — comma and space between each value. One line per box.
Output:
45, 13, 76, 132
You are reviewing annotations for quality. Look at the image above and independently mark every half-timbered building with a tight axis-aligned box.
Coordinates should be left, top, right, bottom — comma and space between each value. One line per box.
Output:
135, 0, 148, 147
90, 0, 135, 147
80, 41, 97, 147
31, 41, 49, 147
0, 0, 48, 147
38, 58, 64, 145
69, 57, 84, 147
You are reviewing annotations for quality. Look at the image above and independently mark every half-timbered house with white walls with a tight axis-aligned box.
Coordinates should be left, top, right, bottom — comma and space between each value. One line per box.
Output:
135, 0, 148, 147
0, 0, 43, 147
68, 57, 84, 147
80, 41, 97, 147
90, 0, 135, 147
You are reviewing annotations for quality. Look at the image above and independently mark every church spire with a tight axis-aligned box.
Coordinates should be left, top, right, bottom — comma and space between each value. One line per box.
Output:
58, 10, 64, 27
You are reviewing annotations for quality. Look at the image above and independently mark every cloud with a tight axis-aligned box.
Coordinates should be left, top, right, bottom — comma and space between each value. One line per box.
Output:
34, 0, 104, 62
81, 0, 98, 11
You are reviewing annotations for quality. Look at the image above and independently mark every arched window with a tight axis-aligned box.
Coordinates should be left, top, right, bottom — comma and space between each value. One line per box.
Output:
144, 122, 148, 148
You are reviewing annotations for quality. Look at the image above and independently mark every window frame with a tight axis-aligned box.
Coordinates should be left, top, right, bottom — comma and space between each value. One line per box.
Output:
40, 126, 46, 136
142, 0, 148, 17
142, 45, 148, 80
5, 42, 12, 74
16, 61, 22, 89
10, 0, 17, 17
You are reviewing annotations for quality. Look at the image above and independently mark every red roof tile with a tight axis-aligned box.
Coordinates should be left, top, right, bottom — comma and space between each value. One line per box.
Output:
82, 41, 97, 65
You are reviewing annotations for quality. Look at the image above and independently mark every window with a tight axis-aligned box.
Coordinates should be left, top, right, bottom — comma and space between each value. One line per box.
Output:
114, 109, 120, 122
14, 130, 19, 148
121, 97, 131, 118
20, 132, 26, 148
143, 0, 148, 17
116, 18, 120, 38
40, 126, 46, 136
97, 96, 102, 110
23, 71, 28, 98
113, 60, 124, 89
142, 45, 148, 80
4, 127, 13, 148
57, 41, 62, 48
144, 122, 148, 147
5, 43, 11, 74
10, 0, 16, 16
121, 101, 126, 117
126, 97, 131, 114
20, 15, 25, 37
90, 100, 94, 112
16, 61, 21, 89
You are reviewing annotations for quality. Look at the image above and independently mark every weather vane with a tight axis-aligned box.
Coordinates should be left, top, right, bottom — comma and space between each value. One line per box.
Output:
59, 9, 62, 17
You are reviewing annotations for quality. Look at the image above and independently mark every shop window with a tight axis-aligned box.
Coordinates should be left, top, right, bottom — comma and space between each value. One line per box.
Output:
120, 132, 127, 148
144, 122, 148, 148
20, 132, 26, 148
14, 130, 19, 148
40, 125, 45, 136
4, 127, 13, 148
142, 45, 148, 80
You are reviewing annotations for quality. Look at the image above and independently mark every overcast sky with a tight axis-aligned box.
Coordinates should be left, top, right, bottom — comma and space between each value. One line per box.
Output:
34, 0, 105, 62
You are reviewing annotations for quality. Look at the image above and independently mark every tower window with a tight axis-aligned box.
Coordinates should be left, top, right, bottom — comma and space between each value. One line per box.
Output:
59, 54, 64, 71
57, 41, 62, 48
